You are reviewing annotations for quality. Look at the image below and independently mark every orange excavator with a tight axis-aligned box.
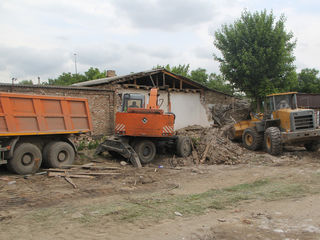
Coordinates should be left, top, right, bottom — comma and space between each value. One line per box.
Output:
95, 88, 192, 167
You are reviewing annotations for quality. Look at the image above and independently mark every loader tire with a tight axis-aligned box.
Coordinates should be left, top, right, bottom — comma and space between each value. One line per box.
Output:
176, 136, 192, 157
44, 141, 75, 168
8, 143, 42, 175
242, 127, 263, 151
134, 140, 156, 164
264, 127, 282, 156
304, 141, 320, 151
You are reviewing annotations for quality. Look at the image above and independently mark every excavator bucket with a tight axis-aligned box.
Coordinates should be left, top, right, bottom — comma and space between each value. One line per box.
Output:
95, 137, 142, 168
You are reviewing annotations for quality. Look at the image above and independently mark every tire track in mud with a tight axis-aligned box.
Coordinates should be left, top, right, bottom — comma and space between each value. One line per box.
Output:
0, 187, 115, 211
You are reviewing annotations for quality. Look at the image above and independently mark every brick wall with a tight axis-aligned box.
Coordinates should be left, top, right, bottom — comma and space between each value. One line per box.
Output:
0, 84, 115, 136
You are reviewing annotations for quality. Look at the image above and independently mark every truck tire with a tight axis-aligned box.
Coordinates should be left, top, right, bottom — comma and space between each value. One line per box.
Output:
264, 127, 282, 155
134, 140, 156, 164
304, 141, 320, 151
176, 136, 192, 157
44, 141, 75, 168
242, 127, 263, 151
8, 143, 42, 175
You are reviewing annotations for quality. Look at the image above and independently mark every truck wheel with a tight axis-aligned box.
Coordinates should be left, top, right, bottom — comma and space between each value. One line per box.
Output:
44, 141, 75, 168
304, 141, 320, 151
264, 127, 282, 155
8, 143, 42, 175
242, 127, 263, 151
176, 136, 192, 157
134, 140, 156, 164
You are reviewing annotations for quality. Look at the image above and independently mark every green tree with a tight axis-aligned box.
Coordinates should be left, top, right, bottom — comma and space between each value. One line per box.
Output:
154, 64, 190, 77
47, 67, 106, 85
18, 80, 33, 85
190, 68, 208, 85
84, 67, 107, 80
214, 10, 296, 110
207, 73, 234, 95
297, 68, 320, 93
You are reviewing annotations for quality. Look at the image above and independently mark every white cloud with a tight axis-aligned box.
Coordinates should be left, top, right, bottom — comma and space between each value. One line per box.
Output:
0, 0, 320, 83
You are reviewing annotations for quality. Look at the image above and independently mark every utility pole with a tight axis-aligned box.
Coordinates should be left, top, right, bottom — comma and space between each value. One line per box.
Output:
74, 53, 78, 74
38, 76, 40, 85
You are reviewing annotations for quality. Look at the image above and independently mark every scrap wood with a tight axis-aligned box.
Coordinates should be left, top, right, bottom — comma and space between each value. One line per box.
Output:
81, 166, 121, 170
74, 172, 121, 176
47, 171, 95, 179
200, 141, 213, 163
64, 177, 77, 189
190, 140, 199, 164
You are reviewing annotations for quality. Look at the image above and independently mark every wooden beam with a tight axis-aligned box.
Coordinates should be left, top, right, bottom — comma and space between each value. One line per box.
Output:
180, 79, 182, 90
163, 73, 165, 87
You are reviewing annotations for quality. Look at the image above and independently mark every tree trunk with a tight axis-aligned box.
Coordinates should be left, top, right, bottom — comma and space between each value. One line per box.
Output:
256, 97, 261, 112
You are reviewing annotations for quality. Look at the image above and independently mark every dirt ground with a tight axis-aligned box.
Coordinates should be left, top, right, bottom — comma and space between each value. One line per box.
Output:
0, 145, 320, 240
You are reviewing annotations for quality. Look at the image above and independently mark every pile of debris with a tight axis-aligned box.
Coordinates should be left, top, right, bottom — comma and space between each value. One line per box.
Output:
176, 125, 249, 165
45, 163, 122, 188
210, 98, 251, 126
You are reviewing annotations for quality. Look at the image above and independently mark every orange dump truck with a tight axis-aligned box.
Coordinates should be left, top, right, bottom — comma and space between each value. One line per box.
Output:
0, 92, 92, 174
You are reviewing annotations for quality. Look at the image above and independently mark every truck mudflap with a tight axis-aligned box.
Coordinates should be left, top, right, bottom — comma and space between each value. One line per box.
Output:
281, 128, 320, 143
95, 137, 142, 168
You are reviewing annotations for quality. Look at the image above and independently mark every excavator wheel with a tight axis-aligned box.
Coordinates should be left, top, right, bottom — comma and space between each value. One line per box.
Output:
176, 136, 192, 157
242, 127, 263, 151
134, 140, 156, 164
264, 127, 282, 155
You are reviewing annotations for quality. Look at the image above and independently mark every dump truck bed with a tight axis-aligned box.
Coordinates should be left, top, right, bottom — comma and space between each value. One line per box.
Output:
0, 92, 92, 136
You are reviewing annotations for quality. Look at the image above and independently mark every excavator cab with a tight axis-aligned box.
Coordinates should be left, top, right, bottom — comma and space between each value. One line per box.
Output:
121, 93, 145, 112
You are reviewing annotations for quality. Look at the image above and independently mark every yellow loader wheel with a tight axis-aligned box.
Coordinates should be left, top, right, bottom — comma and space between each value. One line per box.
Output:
242, 127, 263, 151
264, 127, 282, 155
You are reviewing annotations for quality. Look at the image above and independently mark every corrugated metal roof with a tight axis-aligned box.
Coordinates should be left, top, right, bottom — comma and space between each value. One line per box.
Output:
72, 68, 233, 96
0, 83, 113, 92
72, 69, 162, 87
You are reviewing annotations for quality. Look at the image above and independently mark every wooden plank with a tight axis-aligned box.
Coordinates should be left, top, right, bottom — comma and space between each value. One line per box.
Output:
47, 172, 95, 179
64, 177, 77, 189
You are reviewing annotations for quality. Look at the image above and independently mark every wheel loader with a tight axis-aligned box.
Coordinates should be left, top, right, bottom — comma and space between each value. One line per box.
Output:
228, 92, 320, 155
95, 88, 192, 167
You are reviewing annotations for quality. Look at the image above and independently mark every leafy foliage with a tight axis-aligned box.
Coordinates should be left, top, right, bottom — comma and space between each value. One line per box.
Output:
214, 10, 297, 106
297, 68, 320, 93
18, 80, 33, 85
154, 64, 234, 94
207, 74, 234, 95
47, 67, 106, 86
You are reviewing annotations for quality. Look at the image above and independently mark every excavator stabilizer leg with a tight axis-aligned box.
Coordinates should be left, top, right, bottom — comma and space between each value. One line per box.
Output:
95, 137, 142, 168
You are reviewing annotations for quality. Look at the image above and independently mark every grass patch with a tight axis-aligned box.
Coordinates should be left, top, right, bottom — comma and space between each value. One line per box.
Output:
76, 176, 319, 224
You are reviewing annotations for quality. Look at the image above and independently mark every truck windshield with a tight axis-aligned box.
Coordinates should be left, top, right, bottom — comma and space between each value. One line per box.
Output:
273, 95, 292, 110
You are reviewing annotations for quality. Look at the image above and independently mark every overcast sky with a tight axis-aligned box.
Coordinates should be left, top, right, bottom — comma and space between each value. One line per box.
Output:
0, 0, 320, 83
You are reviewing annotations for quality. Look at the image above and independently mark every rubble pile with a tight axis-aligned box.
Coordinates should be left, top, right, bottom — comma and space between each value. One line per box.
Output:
210, 98, 251, 126
176, 125, 249, 165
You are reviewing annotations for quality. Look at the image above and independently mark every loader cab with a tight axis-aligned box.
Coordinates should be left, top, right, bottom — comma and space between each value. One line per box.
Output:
267, 92, 298, 112
121, 93, 145, 112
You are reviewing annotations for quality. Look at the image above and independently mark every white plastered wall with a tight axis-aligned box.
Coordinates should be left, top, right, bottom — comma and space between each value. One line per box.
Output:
117, 89, 211, 130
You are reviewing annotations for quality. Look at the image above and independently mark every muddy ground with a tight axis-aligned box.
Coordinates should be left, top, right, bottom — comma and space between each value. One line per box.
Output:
0, 145, 320, 240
